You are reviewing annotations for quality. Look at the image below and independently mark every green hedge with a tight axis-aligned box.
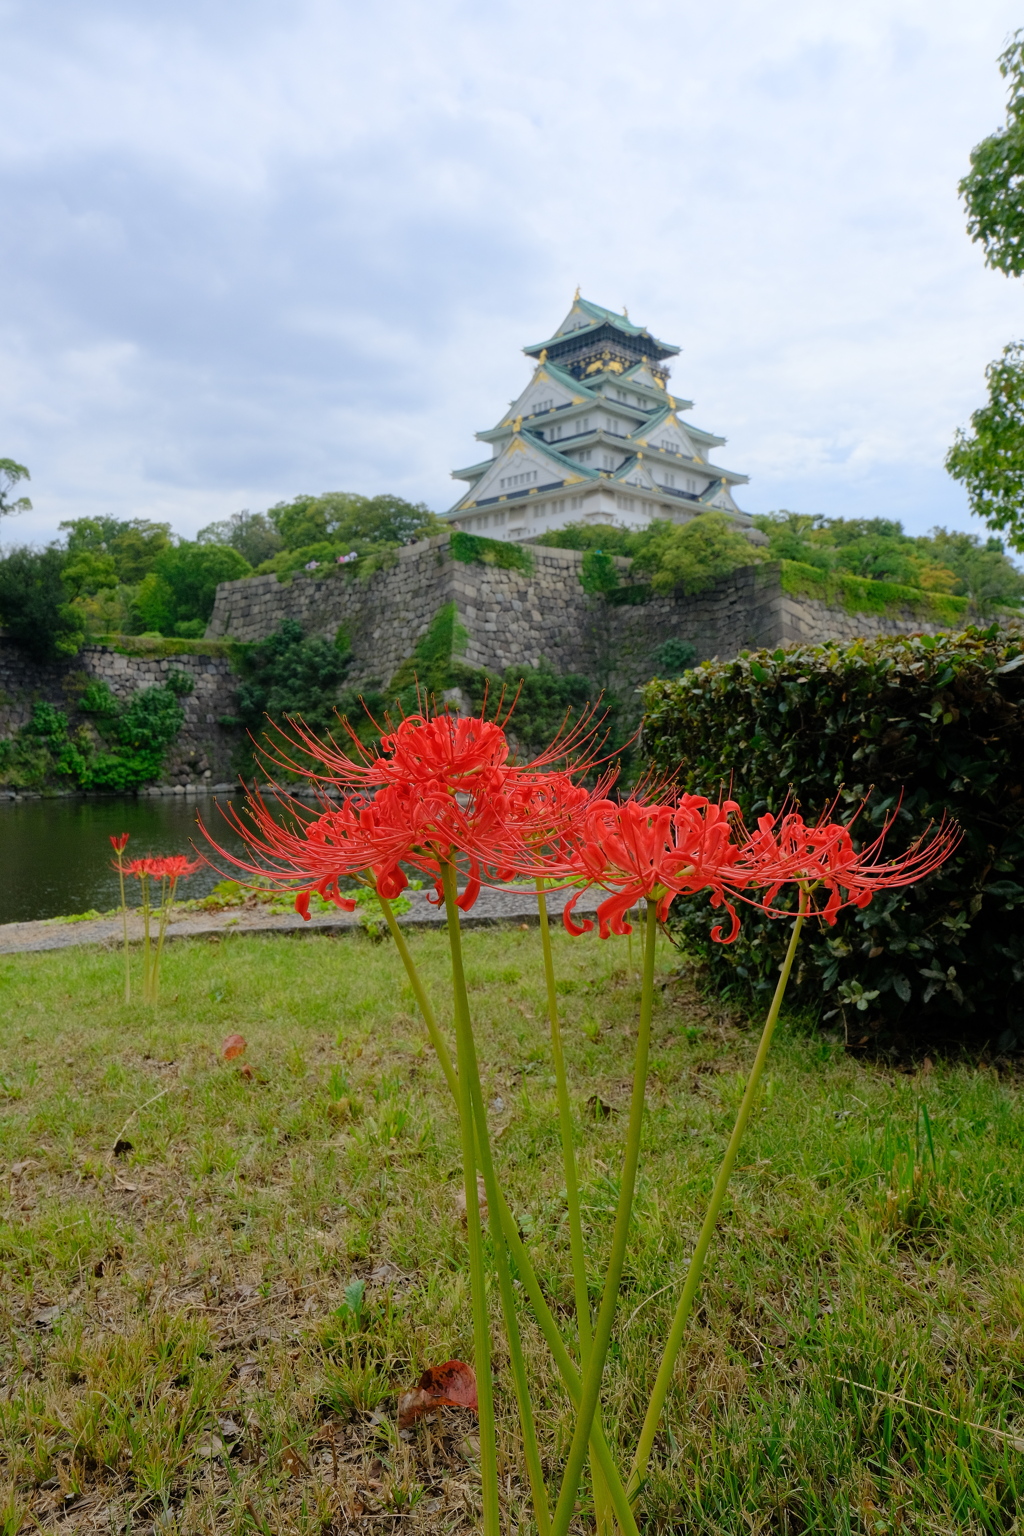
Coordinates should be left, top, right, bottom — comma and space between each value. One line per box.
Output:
641, 626, 1024, 1049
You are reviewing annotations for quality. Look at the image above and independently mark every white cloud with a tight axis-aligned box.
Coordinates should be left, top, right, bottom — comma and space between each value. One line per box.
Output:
1, 0, 1022, 546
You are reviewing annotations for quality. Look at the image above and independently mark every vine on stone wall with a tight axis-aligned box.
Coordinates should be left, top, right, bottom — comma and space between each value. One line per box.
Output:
449, 530, 534, 574
0, 675, 192, 791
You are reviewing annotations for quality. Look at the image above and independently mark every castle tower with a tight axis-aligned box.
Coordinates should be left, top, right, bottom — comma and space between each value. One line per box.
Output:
447, 295, 751, 541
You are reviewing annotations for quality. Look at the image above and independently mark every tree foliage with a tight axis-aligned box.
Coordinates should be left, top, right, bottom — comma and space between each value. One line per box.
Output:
196, 510, 284, 567
135, 542, 252, 636
263, 492, 442, 558
755, 510, 1024, 607
959, 31, 1024, 277
949, 32, 1024, 549
0, 459, 32, 523
946, 344, 1024, 554
642, 627, 1024, 1049
0, 546, 85, 659
633, 512, 767, 595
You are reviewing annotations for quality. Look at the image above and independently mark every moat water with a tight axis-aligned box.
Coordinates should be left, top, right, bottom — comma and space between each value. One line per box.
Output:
0, 794, 258, 924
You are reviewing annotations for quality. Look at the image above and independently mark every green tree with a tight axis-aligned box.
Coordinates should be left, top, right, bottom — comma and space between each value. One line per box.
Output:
959, 31, 1024, 277
0, 460, 31, 525
135, 542, 251, 636
632, 511, 766, 595
267, 492, 440, 552
0, 546, 85, 659
925, 526, 1024, 611
948, 32, 1024, 550
197, 509, 284, 567
59, 516, 173, 586
946, 344, 1024, 553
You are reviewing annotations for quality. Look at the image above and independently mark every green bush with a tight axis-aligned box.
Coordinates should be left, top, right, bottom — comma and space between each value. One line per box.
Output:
449, 530, 533, 574
232, 620, 360, 770
0, 679, 186, 791
78, 681, 186, 790
642, 626, 1024, 1049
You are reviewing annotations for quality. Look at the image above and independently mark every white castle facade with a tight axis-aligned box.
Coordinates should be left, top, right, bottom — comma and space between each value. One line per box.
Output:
446, 294, 753, 543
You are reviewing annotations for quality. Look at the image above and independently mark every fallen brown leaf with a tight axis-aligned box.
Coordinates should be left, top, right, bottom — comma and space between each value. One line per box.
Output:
398, 1360, 478, 1428
281, 1444, 309, 1476
222, 1033, 247, 1061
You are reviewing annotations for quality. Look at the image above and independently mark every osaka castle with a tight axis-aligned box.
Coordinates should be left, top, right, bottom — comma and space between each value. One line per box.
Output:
446, 294, 753, 541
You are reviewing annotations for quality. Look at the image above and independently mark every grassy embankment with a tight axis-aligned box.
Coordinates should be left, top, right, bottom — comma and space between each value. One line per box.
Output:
0, 927, 1022, 1534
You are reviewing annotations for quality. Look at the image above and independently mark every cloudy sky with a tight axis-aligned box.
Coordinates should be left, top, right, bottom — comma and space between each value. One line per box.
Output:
2, 0, 1023, 547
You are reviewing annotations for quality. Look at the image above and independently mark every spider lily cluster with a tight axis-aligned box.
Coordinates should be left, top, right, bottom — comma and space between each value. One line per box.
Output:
204, 707, 956, 1536
109, 836, 200, 1003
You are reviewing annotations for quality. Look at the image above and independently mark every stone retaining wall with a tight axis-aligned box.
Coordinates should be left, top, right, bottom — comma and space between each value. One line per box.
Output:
207, 535, 957, 697
0, 642, 238, 787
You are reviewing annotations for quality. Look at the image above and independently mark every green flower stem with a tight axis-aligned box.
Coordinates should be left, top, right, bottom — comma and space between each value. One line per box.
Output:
151, 876, 178, 1005
441, 868, 551, 1535
140, 875, 152, 1003
627, 894, 809, 1500
380, 887, 640, 1536
115, 853, 130, 1004
549, 899, 659, 1536
376, 893, 458, 1098
536, 881, 612, 1535
438, 863, 509, 1536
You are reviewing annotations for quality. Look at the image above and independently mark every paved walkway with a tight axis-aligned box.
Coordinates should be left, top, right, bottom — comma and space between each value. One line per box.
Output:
0, 886, 602, 955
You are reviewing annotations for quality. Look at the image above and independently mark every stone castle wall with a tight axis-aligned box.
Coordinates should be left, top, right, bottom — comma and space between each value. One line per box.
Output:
0, 643, 238, 789
0, 537, 963, 794
206, 535, 956, 698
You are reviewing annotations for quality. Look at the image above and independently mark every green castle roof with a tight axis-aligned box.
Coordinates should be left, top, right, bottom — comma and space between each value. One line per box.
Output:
523, 296, 679, 364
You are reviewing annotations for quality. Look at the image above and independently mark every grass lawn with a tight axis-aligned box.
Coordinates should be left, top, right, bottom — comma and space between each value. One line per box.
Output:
0, 923, 1022, 1535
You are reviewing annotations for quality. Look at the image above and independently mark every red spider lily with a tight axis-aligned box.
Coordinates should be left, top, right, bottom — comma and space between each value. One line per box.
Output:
203, 779, 513, 919
147, 855, 202, 882
109, 832, 130, 855
125, 858, 156, 880
521, 793, 747, 942
200, 790, 386, 918
254, 699, 615, 799
733, 807, 960, 924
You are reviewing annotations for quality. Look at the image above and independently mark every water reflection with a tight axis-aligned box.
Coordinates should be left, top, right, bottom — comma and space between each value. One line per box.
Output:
0, 795, 263, 924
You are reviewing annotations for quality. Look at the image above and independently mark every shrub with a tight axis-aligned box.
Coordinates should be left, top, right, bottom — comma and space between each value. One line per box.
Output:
232, 620, 358, 769
0, 546, 86, 659
449, 530, 533, 574
0, 679, 186, 790
642, 626, 1024, 1049
79, 681, 186, 790
632, 511, 767, 595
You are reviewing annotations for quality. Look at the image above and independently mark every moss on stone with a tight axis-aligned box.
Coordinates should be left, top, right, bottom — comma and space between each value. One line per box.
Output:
779, 561, 969, 626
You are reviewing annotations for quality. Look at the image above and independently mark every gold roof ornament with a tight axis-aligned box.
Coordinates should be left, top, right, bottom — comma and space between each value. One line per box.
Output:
538, 348, 547, 364
622, 305, 629, 319
512, 414, 522, 433
573, 284, 581, 301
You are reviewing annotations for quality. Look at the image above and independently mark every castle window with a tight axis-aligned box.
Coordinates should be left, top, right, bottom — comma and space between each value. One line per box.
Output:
533, 398, 554, 413
662, 473, 676, 487
499, 470, 538, 490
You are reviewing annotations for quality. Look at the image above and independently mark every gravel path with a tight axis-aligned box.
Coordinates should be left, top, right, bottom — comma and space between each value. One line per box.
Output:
0, 885, 602, 955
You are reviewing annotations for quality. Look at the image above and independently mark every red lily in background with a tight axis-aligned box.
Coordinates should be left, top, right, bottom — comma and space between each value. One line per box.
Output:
733, 806, 960, 923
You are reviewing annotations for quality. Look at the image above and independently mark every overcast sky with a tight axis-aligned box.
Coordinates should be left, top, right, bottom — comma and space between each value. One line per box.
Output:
2, 0, 1023, 548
